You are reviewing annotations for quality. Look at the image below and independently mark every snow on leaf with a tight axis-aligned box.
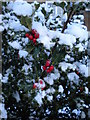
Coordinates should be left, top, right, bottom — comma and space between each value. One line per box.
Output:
8, 41, 22, 50
19, 50, 28, 58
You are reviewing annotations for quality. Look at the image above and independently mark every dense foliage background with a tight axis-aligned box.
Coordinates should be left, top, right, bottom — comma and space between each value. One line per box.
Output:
1, 0, 90, 119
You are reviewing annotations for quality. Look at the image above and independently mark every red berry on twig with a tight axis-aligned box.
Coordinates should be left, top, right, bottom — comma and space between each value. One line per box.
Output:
33, 38, 36, 43
49, 65, 54, 72
41, 86, 46, 91
29, 35, 33, 40
33, 84, 37, 89
25, 33, 29, 37
46, 68, 50, 73
32, 29, 37, 35
45, 60, 50, 67
43, 66, 46, 71
34, 33, 39, 39
80, 87, 83, 92
39, 80, 43, 84
76, 71, 79, 75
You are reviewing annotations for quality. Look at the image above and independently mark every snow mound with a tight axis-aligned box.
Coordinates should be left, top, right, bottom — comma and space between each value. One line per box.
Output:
32, 22, 76, 49
65, 23, 88, 41
7, 0, 32, 16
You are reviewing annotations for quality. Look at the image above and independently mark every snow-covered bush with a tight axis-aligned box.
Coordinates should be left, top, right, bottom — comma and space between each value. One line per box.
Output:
1, 0, 90, 119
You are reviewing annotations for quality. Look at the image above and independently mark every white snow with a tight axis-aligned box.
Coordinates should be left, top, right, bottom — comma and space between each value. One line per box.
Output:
2, 77, 8, 83
84, 87, 89, 94
19, 50, 28, 58
35, 91, 46, 105
44, 69, 60, 85
68, 72, 79, 83
0, 25, 4, 32
48, 30, 76, 48
22, 64, 32, 73
0, 103, 7, 119
58, 85, 64, 93
13, 91, 20, 102
0, 14, 3, 24
47, 95, 53, 101
32, 22, 76, 49
64, 54, 74, 62
65, 23, 88, 41
75, 43, 84, 52
73, 15, 84, 20
59, 33, 76, 48
62, 13, 67, 22
34, 10, 45, 23
35, 93, 43, 105
58, 107, 70, 114
0, 73, 2, 80
9, 41, 22, 50
72, 109, 81, 116
75, 62, 88, 77
81, 111, 86, 119
7, 0, 32, 16
59, 62, 76, 71
46, 87, 55, 94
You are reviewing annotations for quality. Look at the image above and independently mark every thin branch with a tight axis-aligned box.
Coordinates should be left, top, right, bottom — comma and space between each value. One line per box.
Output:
61, 7, 73, 33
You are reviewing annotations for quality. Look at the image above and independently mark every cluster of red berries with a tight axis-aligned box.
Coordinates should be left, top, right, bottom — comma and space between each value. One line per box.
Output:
43, 60, 54, 73
25, 29, 39, 45
33, 79, 45, 91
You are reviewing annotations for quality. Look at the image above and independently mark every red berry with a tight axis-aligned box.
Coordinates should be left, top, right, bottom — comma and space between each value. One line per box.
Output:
33, 38, 36, 43
80, 87, 83, 92
45, 60, 50, 67
32, 29, 37, 35
25, 33, 29, 37
43, 66, 46, 71
49, 65, 54, 72
34, 33, 39, 39
34, 42, 37, 46
39, 80, 43, 84
76, 71, 79, 75
46, 68, 50, 73
33, 83, 37, 89
41, 86, 45, 91
29, 35, 33, 40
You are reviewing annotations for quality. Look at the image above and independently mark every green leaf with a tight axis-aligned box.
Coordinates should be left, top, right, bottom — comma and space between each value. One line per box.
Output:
41, 7, 46, 16
26, 17, 32, 30
34, 3, 40, 10
20, 16, 32, 30
54, 2, 66, 9
21, 16, 27, 27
